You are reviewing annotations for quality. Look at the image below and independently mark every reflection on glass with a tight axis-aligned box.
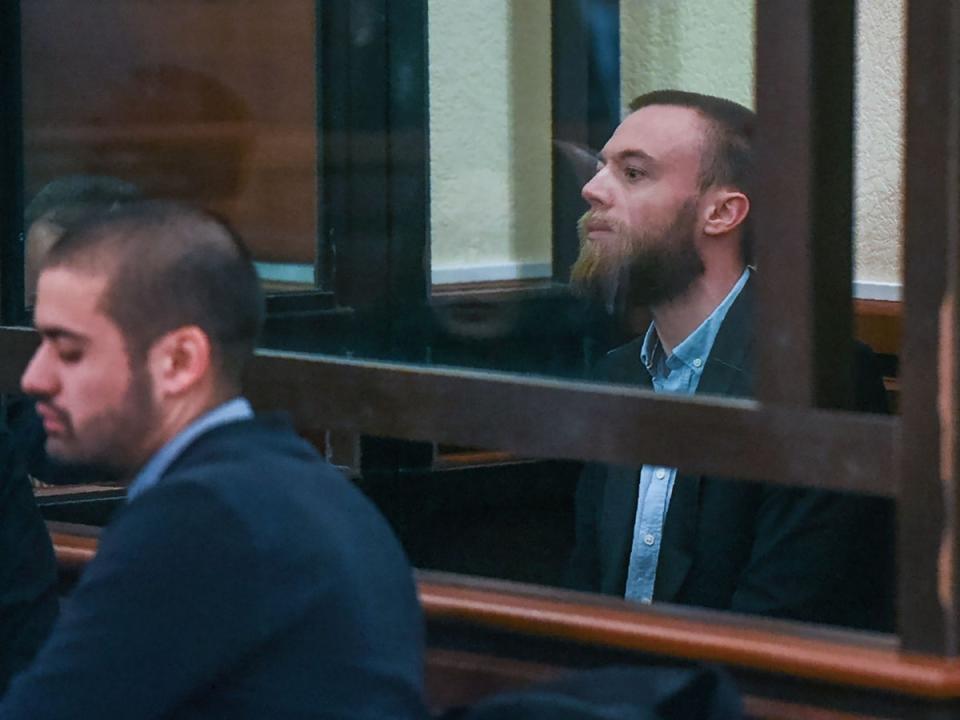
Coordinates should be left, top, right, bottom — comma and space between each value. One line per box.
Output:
359, 434, 894, 632
21, 0, 318, 293
17, 0, 900, 635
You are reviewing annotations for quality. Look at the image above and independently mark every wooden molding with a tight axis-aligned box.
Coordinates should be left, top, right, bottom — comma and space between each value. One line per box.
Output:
854, 299, 901, 357
48, 525, 960, 701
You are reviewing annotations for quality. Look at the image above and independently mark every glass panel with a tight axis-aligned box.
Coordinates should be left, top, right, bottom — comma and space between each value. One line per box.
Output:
16, 0, 901, 636
21, 0, 319, 301
357, 434, 896, 633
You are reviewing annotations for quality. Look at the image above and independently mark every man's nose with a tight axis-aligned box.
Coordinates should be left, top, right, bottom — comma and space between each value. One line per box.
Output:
21, 345, 56, 399
581, 169, 611, 208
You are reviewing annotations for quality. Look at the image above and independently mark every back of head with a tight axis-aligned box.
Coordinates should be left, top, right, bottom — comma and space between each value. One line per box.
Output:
42, 200, 264, 389
629, 90, 755, 265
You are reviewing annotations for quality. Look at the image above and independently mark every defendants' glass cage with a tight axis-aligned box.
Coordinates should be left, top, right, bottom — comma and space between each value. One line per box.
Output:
1, 1, 958, 716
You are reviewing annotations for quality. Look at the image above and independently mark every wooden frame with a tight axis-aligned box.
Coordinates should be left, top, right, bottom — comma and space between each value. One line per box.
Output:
0, 328, 898, 497
44, 526, 960, 715
898, 0, 960, 655
5, 0, 960, 712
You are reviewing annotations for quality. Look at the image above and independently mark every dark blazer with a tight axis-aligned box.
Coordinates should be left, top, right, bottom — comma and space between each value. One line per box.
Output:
1, 415, 427, 719
566, 278, 894, 631
0, 433, 58, 695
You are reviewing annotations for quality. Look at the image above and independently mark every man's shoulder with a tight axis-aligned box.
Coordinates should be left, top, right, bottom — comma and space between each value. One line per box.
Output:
175, 414, 327, 475
150, 415, 386, 546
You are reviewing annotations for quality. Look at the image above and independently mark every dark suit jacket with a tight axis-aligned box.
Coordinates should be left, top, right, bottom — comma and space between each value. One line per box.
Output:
1, 415, 427, 719
566, 278, 894, 631
0, 431, 58, 695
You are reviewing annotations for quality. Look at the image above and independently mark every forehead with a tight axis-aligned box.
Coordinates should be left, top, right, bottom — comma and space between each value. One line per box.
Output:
34, 267, 113, 332
603, 104, 709, 166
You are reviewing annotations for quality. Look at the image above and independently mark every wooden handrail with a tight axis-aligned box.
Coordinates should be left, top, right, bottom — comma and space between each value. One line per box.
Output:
417, 576, 960, 700
49, 523, 99, 572
50, 526, 960, 701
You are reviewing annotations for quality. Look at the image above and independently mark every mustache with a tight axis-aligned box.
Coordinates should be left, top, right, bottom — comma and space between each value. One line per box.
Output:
577, 211, 590, 242
577, 210, 620, 240
34, 399, 71, 425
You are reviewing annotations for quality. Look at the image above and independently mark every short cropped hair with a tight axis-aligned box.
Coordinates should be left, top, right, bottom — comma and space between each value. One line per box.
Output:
629, 90, 755, 265
42, 200, 264, 387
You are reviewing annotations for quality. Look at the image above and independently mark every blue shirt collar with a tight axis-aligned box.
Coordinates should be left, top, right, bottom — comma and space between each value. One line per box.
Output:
126, 397, 254, 502
640, 268, 751, 379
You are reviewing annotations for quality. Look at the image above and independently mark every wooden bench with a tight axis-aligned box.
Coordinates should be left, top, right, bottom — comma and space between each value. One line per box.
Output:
48, 523, 960, 719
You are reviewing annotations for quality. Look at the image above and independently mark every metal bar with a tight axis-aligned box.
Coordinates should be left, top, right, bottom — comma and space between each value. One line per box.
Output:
0, 327, 898, 496
320, 1, 391, 311
312, 1, 329, 291
550, 0, 591, 283
0, 0, 25, 324
754, 0, 856, 409
385, 0, 429, 307
898, 0, 960, 656
384, 0, 430, 360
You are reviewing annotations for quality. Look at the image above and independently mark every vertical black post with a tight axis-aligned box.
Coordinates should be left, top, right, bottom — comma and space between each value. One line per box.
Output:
318, 0, 432, 471
0, 1, 25, 325
385, 0, 429, 310
313, 2, 330, 292
551, 0, 619, 284
320, 0, 391, 312
318, 0, 428, 334
754, 0, 856, 409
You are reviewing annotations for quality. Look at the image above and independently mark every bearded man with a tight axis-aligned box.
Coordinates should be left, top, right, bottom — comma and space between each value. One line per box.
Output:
1, 201, 426, 718
565, 90, 893, 631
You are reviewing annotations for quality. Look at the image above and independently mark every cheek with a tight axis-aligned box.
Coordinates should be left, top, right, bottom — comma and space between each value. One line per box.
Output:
64, 365, 132, 424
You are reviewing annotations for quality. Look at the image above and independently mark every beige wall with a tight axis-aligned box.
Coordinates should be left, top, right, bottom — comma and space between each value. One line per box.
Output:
853, 0, 906, 291
428, 0, 553, 283
619, 2, 754, 110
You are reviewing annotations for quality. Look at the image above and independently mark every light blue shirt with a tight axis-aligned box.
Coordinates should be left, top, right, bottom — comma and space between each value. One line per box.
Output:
126, 397, 254, 502
624, 268, 750, 603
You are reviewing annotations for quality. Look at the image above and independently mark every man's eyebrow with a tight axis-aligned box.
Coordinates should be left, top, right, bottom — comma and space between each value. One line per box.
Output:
598, 149, 657, 166
36, 326, 89, 344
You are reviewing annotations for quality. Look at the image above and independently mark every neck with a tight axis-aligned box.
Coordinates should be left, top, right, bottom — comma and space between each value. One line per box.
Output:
651, 264, 745, 355
136, 387, 237, 473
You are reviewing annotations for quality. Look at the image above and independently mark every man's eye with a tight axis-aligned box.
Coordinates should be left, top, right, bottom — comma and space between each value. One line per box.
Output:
57, 347, 83, 363
624, 166, 647, 181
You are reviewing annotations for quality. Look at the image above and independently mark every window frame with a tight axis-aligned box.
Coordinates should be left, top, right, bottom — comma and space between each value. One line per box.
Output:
2, 0, 958, 666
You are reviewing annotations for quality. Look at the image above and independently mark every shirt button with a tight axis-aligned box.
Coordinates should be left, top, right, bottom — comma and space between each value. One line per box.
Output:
655, 469, 666, 480
643, 534, 655, 546
693, 358, 703, 368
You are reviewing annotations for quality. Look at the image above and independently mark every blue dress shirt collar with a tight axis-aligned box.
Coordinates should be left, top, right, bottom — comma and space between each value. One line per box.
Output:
640, 268, 751, 381
126, 397, 254, 502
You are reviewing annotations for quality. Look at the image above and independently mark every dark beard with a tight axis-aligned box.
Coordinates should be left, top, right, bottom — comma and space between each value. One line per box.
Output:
43, 361, 159, 483
570, 198, 704, 312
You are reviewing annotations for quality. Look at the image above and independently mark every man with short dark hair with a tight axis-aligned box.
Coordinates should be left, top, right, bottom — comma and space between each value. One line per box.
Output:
9, 175, 144, 486
0, 177, 142, 694
566, 90, 892, 629
1, 201, 426, 718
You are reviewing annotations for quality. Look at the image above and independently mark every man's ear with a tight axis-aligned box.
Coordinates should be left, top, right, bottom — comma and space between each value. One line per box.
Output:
703, 190, 750, 237
147, 326, 212, 398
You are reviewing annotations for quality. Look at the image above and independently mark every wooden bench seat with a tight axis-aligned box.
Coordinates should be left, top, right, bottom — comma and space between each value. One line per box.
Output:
48, 524, 960, 718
